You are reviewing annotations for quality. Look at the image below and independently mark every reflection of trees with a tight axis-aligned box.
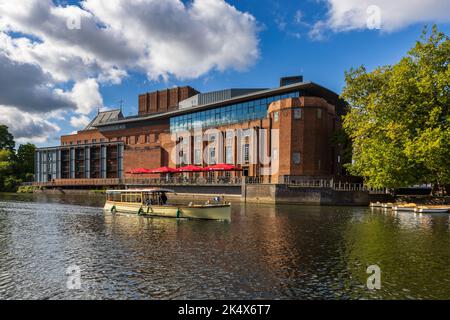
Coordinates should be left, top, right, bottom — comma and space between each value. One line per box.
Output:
342, 211, 450, 299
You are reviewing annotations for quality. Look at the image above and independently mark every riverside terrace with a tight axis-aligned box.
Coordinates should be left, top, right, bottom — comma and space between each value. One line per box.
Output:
34, 77, 352, 193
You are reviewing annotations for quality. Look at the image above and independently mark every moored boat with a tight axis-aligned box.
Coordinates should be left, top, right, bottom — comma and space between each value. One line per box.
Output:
370, 202, 383, 208
104, 189, 231, 221
414, 206, 449, 214
393, 203, 417, 212
382, 202, 394, 209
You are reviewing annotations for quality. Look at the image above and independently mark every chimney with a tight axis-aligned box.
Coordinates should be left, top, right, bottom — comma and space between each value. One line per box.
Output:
280, 76, 303, 87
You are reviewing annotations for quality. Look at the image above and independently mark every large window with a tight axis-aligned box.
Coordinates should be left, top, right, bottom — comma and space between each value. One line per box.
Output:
243, 144, 250, 164
170, 90, 300, 132
226, 146, 233, 164
209, 147, 216, 164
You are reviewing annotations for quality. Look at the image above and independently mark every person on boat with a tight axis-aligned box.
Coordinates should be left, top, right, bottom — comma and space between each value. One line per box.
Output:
161, 192, 168, 205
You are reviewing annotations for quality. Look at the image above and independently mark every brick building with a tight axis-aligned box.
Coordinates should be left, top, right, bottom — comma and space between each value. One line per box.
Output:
35, 77, 347, 185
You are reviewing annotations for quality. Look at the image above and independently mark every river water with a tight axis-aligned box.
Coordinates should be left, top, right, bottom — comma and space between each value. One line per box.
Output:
0, 193, 449, 300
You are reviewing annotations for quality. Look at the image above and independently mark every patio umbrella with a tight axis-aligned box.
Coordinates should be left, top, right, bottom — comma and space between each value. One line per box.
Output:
150, 166, 178, 174
127, 168, 152, 174
176, 165, 204, 172
203, 163, 242, 171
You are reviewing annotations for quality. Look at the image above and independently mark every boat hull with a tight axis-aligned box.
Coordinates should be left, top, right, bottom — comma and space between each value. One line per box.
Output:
415, 208, 449, 214
104, 201, 231, 221
393, 206, 417, 212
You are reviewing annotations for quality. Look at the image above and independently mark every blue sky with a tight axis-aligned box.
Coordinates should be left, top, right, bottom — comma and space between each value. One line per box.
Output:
1, 0, 449, 146
99, 0, 450, 116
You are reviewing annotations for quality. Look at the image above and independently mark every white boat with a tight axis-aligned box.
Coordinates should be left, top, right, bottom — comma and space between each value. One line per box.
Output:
393, 203, 417, 212
370, 202, 383, 208
104, 189, 231, 221
414, 206, 449, 214
382, 202, 394, 209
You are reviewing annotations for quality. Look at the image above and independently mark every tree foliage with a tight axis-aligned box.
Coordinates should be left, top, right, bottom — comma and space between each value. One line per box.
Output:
0, 126, 36, 191
342, 26, 450, 191
0, 125, 15, 151
16, 143, 36, 181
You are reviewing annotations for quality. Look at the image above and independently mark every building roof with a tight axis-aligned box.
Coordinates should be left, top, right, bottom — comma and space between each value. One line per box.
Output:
95, 82, 344, 128
84, 109, 124, 130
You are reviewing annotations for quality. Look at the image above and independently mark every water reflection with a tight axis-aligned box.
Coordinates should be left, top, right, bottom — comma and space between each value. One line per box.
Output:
0, 193, 449, 299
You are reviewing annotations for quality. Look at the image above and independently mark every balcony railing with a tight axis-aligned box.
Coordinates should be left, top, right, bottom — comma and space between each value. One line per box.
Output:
283, 177, 388, 194
31, 177, 388, 193
124, 177, 243, 186
32, 177, 244, 187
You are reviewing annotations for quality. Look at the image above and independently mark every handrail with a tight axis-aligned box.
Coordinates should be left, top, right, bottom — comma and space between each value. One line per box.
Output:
31, 177, 388, 193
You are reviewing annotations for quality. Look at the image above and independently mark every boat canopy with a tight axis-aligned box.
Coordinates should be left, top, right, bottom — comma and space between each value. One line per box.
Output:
106, 188, 175, 194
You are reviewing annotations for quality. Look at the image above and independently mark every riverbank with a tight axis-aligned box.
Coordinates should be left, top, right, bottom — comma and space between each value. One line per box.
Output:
24, 185, 448, 206
396, 195, 450, 205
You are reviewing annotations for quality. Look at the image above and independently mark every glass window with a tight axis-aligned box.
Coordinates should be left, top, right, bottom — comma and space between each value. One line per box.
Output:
294, 108, 302, 120
210, 147, 216, 164
317, 108, 322, 119
243, 144, 250, 163
274, 112, 279, 122
293, 152, 301, 164
226, 146, 233, 164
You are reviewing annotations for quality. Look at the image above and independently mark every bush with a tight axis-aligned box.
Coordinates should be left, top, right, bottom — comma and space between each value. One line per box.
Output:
3, 176, 23, 192
17, 185, 36, 193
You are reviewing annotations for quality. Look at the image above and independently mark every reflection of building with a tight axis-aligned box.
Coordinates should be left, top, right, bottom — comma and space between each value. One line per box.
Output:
35, 76, 347, 184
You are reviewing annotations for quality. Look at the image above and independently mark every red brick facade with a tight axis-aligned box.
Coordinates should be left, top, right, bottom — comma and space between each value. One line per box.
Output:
38, 82, 347, 183
138, 86, 199, 115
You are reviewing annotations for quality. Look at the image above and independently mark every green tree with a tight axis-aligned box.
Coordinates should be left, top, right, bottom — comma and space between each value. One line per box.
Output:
0, 149, 15, 191
342, 26, 450, 193
0, 125, 15, 151
16, 143, 36, 181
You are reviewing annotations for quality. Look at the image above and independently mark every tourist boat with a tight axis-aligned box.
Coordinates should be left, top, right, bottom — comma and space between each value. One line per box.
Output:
104, 189, 231, 221
414, 206, 449, 214
393, 203, 417, 212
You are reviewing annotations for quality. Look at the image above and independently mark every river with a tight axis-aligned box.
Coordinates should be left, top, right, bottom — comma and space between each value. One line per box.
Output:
0, 193, 449, 300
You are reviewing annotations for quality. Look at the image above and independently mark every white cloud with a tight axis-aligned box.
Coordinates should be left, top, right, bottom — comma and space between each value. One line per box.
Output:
64, 79, 103, 115
70, 115, 91, 129
0, 105, 60, 144
311, 0, 450, 38
0, 0, 260, 143
0, 0, 259, 82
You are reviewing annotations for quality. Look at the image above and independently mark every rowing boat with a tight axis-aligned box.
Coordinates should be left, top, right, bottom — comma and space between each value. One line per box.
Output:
414, 206, 449, 214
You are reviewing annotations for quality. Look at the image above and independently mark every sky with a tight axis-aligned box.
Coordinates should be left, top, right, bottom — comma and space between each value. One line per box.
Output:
0, 0, 449, 147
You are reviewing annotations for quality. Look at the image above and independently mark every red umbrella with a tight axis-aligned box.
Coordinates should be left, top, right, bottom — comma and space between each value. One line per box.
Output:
203, 163, 242, 171
150, 166, 178, 174
176, 165, 204, 172
128, 168, 152, 174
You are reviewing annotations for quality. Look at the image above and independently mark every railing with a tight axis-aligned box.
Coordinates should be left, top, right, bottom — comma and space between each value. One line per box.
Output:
124, 177, 243, 186
31, 177, 388, 193
284, 177, 388, 194
32, 177, 243, 187
33, 179, 120, 187
245, 176, 270, 184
